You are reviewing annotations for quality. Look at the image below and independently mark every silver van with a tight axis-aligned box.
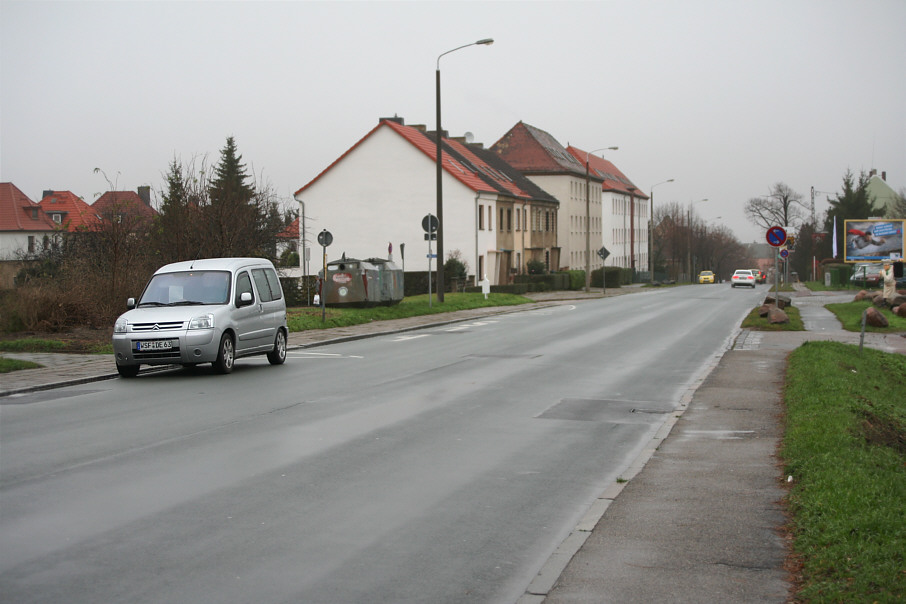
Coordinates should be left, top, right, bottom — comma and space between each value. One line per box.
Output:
112, 258, 288, 377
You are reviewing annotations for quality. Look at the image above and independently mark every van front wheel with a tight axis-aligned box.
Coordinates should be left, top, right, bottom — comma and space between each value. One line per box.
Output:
213, 333, 235, 374
267, 330, 287, 365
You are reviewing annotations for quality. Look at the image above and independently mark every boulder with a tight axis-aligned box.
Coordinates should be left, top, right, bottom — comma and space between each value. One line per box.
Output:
758, 304, 771, 317
768, 308, 789, 324
893, 304, 906, 318
873, 293, 887, 307
864, 306, 889, 328
854, 290, 870, 302
891, 294, 906, 307
764, 294, 791, 309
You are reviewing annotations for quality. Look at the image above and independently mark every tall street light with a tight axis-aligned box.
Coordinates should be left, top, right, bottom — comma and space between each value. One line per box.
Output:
436, 37, 494, 303
584, 146, 618, 292
648, 178, 674, 284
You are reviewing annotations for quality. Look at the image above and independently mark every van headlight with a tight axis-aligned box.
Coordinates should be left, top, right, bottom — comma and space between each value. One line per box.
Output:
188, 313, 215, 330
114, 318, 128, 333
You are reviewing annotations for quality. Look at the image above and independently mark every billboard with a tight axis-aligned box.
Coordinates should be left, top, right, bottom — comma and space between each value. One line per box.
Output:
844, 219, 905, 262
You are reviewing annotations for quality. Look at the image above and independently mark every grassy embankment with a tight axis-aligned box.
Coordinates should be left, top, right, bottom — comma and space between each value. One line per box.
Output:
783, 341, 905, 601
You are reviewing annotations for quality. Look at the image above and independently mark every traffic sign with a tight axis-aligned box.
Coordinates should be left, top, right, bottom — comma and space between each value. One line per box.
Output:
597, 246, 610, 260
422, 214, 438, 233
780, 249, 789, 258
317, 229, 333, 246
766, 226, 787, 247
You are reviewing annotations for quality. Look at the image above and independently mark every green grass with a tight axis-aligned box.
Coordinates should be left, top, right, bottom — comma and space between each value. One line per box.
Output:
0, 338, 67, 352
804, 280, 881, 293
0, 356, 43, 373
782, 341, 906, 601
741, 305, 805, 331
287, 292, 532, 332
826, 300, 906, 332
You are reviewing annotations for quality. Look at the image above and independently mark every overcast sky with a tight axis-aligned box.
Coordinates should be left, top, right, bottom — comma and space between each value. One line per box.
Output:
2, 0, 904, 244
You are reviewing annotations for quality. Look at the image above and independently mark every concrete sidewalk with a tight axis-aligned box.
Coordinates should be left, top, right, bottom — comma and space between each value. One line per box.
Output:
3, 286, 905, 604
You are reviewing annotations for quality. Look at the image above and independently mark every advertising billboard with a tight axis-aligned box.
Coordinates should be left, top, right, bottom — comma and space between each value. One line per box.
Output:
844, 219, 905, 262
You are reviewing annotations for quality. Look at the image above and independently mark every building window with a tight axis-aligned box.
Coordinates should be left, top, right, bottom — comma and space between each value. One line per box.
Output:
52, 213, 62, 224
479, 205, 484, 230
488, 206, 493, 231
507, 209, 512, 232
500, 208, 504, 231
28, 235, 35, 253
515, 209, 520, 231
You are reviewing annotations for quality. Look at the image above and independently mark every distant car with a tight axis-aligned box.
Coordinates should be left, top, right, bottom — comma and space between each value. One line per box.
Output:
849, 263, 882, 287
751, 269, 766, 284
731, 269, 756, 288
698, 270, 715, 284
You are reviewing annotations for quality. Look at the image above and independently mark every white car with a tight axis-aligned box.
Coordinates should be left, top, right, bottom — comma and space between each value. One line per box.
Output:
731, 269, 756, 288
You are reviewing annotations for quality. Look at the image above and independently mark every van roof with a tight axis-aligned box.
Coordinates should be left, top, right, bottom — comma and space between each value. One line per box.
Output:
154, 257, 275, 274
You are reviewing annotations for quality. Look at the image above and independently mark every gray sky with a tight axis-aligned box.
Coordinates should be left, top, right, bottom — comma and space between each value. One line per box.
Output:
2, 0, 904, 244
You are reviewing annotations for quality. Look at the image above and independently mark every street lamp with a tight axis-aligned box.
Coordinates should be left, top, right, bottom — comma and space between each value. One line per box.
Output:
436, 37, 494, 303
648, 178, 674, 284
584, 146, 619, 292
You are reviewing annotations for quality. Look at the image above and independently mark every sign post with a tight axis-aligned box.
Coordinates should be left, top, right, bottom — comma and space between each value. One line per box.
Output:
597, 246, 610, 294
317, 229, 333, 322
423, 214, 438, 307
766, 226, 786, 304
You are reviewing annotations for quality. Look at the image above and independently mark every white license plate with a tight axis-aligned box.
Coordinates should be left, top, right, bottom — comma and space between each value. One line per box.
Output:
136, 340, 173, 351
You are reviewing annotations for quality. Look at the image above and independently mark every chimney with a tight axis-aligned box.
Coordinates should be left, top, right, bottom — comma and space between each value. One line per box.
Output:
870, 169, 877, 177
137, 185, 151, 206
380, 115, 404, 125
882, 171, 887, 181
43, 190, 54, 199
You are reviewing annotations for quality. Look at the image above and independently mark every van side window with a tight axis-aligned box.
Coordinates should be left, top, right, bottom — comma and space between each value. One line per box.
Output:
252, 268, 274, 303
236, 271, 254, 305
251, 267, 283, 302
263, 268, 283, 301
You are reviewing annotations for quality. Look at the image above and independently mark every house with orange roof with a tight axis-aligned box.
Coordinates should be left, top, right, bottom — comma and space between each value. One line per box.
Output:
38, 190, 98, 232
0, 182, 56, 287
92, 186, 158, 226
293, 116, 559, 286
492, 122, 648, 275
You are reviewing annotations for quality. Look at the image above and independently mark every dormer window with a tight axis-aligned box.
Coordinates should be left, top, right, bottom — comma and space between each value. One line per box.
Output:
31, 208, 38, 219
52, 214, 62, 224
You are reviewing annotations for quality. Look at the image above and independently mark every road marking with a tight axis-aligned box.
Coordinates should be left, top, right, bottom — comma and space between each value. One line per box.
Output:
392, 334, 431, 342
287, 352, 363, 359
445, 320, 497, 331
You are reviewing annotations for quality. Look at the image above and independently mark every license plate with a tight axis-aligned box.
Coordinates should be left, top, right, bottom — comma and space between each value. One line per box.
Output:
136, 340, 173, 351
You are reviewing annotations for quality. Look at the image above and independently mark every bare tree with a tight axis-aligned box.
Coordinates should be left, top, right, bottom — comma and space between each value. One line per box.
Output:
744, 182, 807, 232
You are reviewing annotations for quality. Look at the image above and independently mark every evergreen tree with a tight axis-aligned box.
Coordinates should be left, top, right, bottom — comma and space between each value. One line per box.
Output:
206, 136, 258, 256
821, 170, 880, 259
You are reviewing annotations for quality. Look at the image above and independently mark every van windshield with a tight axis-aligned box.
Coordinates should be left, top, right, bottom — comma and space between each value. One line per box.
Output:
138, 271, 231, 307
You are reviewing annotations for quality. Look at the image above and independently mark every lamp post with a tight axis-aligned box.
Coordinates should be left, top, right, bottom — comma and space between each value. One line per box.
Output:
648, 178, 674, 284
584, 146, 618, 292
436, 37, 494, 303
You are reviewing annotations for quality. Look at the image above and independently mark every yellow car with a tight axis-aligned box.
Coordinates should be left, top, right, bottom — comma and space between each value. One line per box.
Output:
698, 270, 715, 284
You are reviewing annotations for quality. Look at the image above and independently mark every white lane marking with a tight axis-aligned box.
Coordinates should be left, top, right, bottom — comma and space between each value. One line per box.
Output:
445, 320, 498, 332
392, 334, 431, 342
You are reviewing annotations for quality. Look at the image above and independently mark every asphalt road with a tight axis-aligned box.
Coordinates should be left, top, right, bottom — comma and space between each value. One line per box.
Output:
0, 284, 765, 604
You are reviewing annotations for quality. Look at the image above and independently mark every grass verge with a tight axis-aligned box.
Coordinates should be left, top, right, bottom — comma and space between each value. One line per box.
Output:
287, 292, 531, 331
0, 338, 67, 352
0, 356, 43, 373
782, 341, 906, 601
741, 305, 804, 331
826, 300, 906, 332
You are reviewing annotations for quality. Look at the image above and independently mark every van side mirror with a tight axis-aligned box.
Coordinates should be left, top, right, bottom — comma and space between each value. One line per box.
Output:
238, 291, 253, 307
127, 297, 136, 309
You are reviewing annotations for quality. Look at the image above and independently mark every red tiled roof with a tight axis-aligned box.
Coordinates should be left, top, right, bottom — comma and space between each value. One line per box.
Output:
567, 146, 647, 198
92, 191, 158, 219
278, 217, 299, 239
491, 122, 588, 176
38, 190, 99, 232
0, 182, 55, 232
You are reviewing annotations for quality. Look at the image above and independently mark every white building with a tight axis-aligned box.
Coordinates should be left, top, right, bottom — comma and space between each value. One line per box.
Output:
294, 117, 559, 286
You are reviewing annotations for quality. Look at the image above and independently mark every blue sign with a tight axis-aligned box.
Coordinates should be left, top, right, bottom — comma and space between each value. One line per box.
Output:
766, 226, 787, 247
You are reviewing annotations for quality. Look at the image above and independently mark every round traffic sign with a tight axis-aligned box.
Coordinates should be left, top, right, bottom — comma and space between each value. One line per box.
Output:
317, 229, 333, 246
766, 226, 787, 247
422, 214, 438, 233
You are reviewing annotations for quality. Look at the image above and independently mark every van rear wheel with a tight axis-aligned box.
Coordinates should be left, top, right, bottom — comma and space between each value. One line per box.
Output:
267, 330, 287, 365
213, 333, 234, 374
